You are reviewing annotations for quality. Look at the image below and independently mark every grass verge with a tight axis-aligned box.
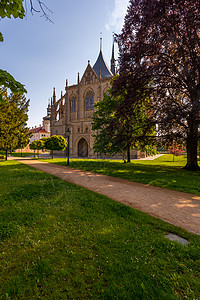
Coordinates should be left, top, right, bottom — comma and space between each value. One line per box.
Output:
10, 152, 36, 157
0, 160, 199, 299
41, 155, 200, 195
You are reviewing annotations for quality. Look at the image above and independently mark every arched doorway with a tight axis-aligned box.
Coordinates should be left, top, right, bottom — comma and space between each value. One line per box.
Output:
78, 138, 88, 157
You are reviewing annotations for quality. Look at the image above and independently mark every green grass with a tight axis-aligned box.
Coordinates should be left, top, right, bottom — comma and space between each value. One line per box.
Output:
10, 152, 35, 157
41, 155, 200, 195
0, 160, 200, 299
0, 152, 34, 158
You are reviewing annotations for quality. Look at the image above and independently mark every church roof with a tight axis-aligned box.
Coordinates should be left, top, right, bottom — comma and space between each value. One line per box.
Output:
93, 49, 113, 78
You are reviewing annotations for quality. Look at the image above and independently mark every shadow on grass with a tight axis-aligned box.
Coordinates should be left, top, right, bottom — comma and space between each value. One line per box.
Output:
42, 157, 200, 195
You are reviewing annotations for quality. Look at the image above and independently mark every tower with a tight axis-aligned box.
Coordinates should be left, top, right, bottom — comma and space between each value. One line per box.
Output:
110, 34, 117, 76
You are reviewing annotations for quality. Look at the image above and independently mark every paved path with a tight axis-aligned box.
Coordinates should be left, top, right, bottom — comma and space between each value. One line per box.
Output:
13, 158, 200, 235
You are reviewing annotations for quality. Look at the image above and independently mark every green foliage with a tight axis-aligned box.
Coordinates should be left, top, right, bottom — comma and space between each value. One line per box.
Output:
45, 135, 67, 151
117, 0, 200, 170
0, 32, 3, 42
0, 70, 27, 95
0, 0, 24, 19
92, 93, 120, 155
16, 129, 30, 150
35, 139, 45, 150
45, 135, 67, 158
29, 139, 45, 158
40, 137, 48, 149
0, 0, 24, 43
30, 137, 51, 157
0, 160, 200, 299
0, 87, 29, 160
92, 75, 156, 162
29, 140, 38, 151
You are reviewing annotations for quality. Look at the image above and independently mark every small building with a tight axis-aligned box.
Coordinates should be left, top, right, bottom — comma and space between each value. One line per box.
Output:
29, 126, 50, 143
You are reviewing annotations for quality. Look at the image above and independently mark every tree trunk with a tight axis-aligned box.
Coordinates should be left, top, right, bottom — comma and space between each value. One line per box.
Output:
127, 144, 131, 163
51, 150, 54, 159
184, 129, 199, 170
5, 149, 8, 161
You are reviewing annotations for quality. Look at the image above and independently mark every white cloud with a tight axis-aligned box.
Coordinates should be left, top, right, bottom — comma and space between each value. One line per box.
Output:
105, 0, 129, 32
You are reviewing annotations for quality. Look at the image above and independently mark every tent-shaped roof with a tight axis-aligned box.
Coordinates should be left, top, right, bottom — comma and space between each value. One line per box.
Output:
93, 49, 113, 78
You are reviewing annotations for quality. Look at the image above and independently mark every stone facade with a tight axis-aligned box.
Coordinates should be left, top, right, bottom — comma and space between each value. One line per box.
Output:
50, 41, 144, 159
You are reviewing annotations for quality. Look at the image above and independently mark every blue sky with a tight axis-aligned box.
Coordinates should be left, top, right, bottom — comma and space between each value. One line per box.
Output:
0, 0, 129, 128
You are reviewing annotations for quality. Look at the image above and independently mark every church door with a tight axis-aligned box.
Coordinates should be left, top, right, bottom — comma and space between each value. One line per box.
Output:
78, 138, 88, 157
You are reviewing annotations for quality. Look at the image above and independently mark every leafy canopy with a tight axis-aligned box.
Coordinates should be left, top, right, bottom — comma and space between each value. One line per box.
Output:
0, 87, 29, 160
92, 75, 156, 162
117, 0, 200, 170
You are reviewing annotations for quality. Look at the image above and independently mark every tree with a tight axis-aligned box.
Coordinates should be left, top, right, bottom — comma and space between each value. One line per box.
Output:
0, 87, 29, 160
92, 75, 156, 162
29, 139, 45, 157
16, 129, 31, 156
45, 135, 67, 159
117, 0, 200, 170
29, 140, 37, 157
40, 137, 48, 150
168, 141, 185, 162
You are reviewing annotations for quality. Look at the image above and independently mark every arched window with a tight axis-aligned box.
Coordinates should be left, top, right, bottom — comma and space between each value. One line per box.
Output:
71, 96, 76, 112
85, 90, 94, 111
104, 87, 110, 96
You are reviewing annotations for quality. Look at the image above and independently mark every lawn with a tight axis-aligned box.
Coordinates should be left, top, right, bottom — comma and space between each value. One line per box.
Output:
0, 152, 34, 158
41, 155, 200, 195
0, 160, 200, 299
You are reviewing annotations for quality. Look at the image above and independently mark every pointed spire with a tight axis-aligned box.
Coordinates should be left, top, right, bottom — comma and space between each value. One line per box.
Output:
61, 91, 63, 98
53, 87, 56, 104
77, 72, 80, 84
100, 32, 102, 51
111, 33, 117, 76
93, 35, 113, 79
65, 79, 68, 92
47, 99, 51, 116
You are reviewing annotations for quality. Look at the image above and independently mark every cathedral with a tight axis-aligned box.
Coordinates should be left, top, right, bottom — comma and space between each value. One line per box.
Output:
50, 38, 143, 159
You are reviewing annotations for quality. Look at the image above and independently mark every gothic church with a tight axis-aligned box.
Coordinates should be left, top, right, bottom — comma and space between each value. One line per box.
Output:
50, 38, 142, 158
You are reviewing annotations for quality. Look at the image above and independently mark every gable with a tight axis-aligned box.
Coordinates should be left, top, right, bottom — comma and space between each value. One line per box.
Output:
80, 63, 99, 86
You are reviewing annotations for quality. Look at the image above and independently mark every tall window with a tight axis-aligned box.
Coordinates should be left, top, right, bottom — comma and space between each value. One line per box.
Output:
71, 96, 76, 112
104, 88, 110, 96
85, 90, 94, 111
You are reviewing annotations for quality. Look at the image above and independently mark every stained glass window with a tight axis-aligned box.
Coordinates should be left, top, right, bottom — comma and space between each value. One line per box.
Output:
71, 96, 76, 112
85, 90, 94, 111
